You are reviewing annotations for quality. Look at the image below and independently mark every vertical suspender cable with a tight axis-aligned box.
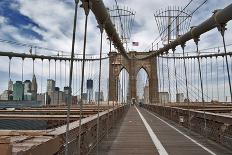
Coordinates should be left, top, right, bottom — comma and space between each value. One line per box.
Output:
8, 57, 11, 100
223, 56, 226, 102
32, 59, 35, 76
22, 58, 24, 82
205, 58, 208, 102
193, 57, 196, 101
49, 60, 51, 79
41, 60, 43, 94
78, 1, 89, 154
211, 57, 213, 100
96, 24, 104, 155
65, 60, 67, 86
194, 38, 207, 134
216, 56, 219, 100
218, 24, 232, 103
166, 56, 171, 103
173, 49, 179, 103
55, 60, 57, 104
190, 58, 193, 101
161, 56, 165, 106
158, 57, 161, 105
181, 44, 190, 130
75, 61, 78, 104
60, 60, 62, 94
65, 0, 78, 154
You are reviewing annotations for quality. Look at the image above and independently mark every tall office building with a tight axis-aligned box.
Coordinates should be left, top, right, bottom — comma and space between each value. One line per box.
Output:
31, 74, 37, 100
95, 91, 104, 102
87, 79, 93, 103
24, 80, 32, 93
47, 79, 55, 92
24, 80, 32, 101
13, 81, 24, 100
8, 79, 13, 91
143, 83, 149, 104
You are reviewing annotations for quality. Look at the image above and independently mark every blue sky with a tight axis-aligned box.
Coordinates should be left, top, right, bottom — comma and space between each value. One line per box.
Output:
0, 0, 231, 101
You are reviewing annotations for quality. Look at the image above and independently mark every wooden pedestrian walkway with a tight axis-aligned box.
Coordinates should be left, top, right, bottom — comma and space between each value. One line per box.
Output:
90, 105, 232, 155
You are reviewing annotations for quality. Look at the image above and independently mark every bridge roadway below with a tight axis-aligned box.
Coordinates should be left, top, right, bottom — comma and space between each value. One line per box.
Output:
90, 105, 232, 155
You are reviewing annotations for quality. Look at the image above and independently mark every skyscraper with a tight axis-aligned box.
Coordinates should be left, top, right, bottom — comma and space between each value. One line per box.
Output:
8, 79, 13, 91
13, 81, 24, 100
24, 80, 32, 93
47, 79, 55, 92
31, 74, 37, 100
24, 80, 32, 101
95, 91, 104, 102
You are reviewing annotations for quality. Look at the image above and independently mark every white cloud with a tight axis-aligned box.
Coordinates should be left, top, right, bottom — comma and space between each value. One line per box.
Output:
0, 0, 232, 97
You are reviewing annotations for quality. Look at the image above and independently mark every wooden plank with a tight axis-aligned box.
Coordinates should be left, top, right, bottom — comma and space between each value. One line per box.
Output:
90, 106, 158, 155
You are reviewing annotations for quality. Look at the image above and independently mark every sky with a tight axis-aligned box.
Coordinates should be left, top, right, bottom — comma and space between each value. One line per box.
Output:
0, 0, 232, 101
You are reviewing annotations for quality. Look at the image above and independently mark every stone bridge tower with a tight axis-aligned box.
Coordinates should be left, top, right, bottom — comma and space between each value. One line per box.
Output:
108, 51, 159, 104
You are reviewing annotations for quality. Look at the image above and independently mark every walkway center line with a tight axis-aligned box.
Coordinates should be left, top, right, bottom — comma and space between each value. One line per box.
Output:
143, 108, 216, 155
135, 106, 169, 155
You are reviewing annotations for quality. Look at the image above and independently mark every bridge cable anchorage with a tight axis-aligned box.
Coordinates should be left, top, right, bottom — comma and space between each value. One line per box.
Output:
181, 43, 191, 131
217, 24, 232, 103
65, 0, 79, 154
193, 36, 207, 135
96, 23, 104, 155
78, 0, 91, 154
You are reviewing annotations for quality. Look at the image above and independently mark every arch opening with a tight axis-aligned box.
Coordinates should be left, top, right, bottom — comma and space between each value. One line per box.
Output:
118, 68, 129, 103
136, 68, 149, 104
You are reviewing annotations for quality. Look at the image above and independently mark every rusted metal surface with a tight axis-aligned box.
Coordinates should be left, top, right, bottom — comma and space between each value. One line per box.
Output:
90, 106, 158, 155
143, 104, 232, 149
0, 105, 126, 155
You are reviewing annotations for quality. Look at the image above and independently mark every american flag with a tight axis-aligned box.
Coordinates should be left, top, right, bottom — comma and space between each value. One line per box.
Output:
132, 42, 139, 46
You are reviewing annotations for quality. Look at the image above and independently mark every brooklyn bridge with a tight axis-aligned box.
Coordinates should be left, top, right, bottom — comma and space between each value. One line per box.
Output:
0, 0, 232, 155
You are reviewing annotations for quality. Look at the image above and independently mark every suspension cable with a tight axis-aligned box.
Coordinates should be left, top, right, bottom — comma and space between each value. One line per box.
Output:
173, 49, 179, 103
96, 24, 104, 155
205, 58, 208, 102
21, 58, 24, 82
78, 1, 90, 154
161, 56, 165, 107
166, 56, 171, 102
223, 56, 226, 101
181, 44, 191, 131
211, 57, 213, 100
65, 60, 67, 86
216, 56, 219, 100
48, 60, 51, 79
158, 57, 162, 104
55, 60, 57, 104
65, 0, 79, 154
41, 59, 43, 94
8, 57, 11, 80
194, 38, 207, 134
218, 24, 232, 103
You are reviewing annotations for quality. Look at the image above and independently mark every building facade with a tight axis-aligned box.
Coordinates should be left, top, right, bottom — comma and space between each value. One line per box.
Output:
13, 81, 24, 100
